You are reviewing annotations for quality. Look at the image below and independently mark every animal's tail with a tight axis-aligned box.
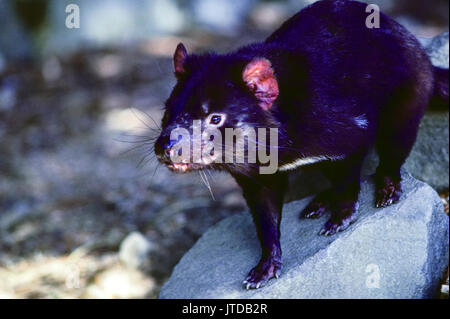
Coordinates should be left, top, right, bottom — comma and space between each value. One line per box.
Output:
430, 66, 449, 109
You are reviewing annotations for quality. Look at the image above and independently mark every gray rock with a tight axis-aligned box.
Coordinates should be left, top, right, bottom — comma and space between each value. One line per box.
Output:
404, 112, 449, 191
159, 173, 449, 299
419, 32, 449, 69
119, 232, 154, 270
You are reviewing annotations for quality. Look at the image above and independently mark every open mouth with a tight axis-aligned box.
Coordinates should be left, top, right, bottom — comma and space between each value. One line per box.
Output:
167, 163, 203, 173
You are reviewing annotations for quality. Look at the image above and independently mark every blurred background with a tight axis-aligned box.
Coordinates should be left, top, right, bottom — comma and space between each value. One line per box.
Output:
0, 0, 448, 298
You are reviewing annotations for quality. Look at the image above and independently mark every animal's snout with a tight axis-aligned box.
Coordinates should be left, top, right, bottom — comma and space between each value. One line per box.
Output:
155, 135, 179, 164
164, 146, 171, 158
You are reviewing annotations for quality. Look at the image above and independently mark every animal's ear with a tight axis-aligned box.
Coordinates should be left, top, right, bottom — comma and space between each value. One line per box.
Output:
173, 43, 188, 75
243, 58, 279, 111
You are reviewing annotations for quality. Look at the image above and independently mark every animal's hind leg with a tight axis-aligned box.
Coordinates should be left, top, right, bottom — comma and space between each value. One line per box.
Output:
375, 100, 427, 208
317, 152, 367, 236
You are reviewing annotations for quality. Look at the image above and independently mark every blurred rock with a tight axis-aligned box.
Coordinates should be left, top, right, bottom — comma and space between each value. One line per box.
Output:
148, 0, 186, 34
44, 0, 186, 55
0, 81, 17, 112
223, 191, 247, 208
90, 54, 124, 79
84, 264, 155, 299
41, 56, 62, 82
250, 2, 290, 30
193, 0, 255, 34
159, 173, 449, 299
0, 202, 33, 232
419, 32, 449, 68
403, 112, 449, 191
119, 232, 154, 271
392, 0, 449, 28
0, 52, 5, 73
0, 0, 32, 61
0, 254, 118, 298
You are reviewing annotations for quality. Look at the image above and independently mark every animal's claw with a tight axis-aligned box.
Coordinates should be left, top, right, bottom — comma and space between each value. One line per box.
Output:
242, 257, 282, 290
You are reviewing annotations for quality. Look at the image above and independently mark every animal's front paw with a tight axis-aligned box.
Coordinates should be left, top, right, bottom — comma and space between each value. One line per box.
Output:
319, 207, 357, 236
375, 176, 402, 208
243, 257, 282, 289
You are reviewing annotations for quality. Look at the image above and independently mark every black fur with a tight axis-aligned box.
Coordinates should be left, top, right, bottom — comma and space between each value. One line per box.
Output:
155, 0, 449, 289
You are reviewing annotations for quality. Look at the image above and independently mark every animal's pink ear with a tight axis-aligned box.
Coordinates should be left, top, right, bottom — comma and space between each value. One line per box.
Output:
243, 58, 279, 111
173, 43, 188, 75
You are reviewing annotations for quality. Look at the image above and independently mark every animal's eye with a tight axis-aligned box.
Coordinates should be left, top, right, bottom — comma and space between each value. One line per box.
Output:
207, 113, 226, 127
210, 115, 222, 125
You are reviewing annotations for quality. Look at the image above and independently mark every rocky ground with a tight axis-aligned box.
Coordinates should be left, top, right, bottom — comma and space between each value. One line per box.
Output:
0, 4, 449, 298
159, 173, 449, 299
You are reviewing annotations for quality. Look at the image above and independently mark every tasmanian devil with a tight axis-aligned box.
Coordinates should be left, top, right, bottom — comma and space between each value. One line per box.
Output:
154, 0, 449, 289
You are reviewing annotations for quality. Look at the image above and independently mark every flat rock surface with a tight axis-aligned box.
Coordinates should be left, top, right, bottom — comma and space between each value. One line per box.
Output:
159, 173, 449, 299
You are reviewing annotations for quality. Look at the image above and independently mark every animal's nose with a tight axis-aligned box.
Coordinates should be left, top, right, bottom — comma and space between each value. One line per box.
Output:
164, 139, 178, 157
164, 148, 171, 157
155, 136, 178, 162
